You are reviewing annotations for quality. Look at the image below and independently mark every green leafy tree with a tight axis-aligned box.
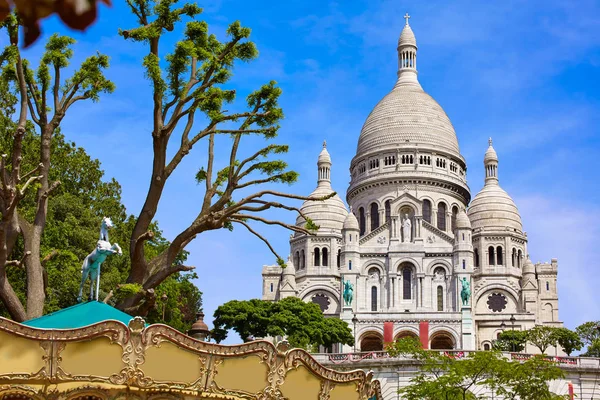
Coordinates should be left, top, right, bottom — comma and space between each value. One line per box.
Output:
387, 338, 566, 400
0, 119, 202, 331
551, 327, 583, 356
527, 326, 558, 354
116, 0, 329, 316
575, 321, 600, 356
212, 297, 353, 349
0, 16, 114, 321
493, 330, 529, 352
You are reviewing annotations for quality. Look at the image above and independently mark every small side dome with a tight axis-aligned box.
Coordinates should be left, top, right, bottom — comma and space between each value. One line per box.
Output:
455, 209, 471, 230
343, 210, 360, 231
468, 185, 523, 232
523, 257, 535, 274
296, 186, 348, 231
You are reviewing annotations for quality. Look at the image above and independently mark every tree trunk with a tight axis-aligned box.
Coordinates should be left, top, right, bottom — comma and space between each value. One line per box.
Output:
128, 135, 168, 283
25, 124, 54, 318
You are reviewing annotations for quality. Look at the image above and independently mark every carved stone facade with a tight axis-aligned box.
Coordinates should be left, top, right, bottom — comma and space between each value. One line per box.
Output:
262, 16, 562, 354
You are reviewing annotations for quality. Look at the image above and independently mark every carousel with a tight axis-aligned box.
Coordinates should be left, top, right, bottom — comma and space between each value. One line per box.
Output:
0, 220, 381, 400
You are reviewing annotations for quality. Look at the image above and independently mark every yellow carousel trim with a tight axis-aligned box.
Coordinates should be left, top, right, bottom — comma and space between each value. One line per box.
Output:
0, 317, 381, 400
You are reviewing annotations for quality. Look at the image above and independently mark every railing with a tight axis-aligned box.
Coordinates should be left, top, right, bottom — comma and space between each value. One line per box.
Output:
313, 350, 593, 367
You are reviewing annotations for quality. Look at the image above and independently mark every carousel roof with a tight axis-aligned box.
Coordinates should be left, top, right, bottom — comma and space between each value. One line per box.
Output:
22, 300, 136, 329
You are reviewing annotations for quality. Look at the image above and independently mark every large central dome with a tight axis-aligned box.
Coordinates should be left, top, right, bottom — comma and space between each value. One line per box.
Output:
357, 81, 460, 156
355, 17, 460, 159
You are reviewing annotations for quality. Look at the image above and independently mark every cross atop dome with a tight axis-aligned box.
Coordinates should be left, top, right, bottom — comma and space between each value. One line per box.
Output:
404, 12, 410, 25
488, 137, 493, 146
323, 140, 327, 148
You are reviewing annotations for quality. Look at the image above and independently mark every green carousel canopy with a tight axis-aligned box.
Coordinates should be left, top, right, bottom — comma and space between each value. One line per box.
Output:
22, 300, 136, 329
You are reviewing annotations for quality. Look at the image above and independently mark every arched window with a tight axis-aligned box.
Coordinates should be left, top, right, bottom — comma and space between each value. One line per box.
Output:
483, 343, 491, 351
301, 250, 305, 269
546, 281, 550, 291
474, 248, 480, 267
437, 286, 443, 311
423, 199, 432, 223
370, 203, 379, 231
371, 286, 378, 311
385, 200, 391, 224
294, 251, 299, 270
359, 207, 366, 236
349, 260, 352, 270
488, 246, 495, 266
314, 248, 321, 267
517, 250, 522, 268
270, 283, 273, 292
496, 246, 503, 265
512, 248, 517, 267
322, 248, 328, 267
336, 249, 341, 268
437, 202, 447, 231
403, 267, 412, 299
451, 206, 458, 231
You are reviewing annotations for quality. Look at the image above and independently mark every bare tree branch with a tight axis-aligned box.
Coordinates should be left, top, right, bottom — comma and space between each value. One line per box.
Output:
231, 218, 282, 261
5, 251, 31, 268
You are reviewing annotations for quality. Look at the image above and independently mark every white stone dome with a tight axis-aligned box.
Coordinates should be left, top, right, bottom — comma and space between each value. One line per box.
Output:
296, 141, 347, 232
343, 211, 359, 231
356, 80, 461, 157
296, 186, 348, 231
455, 209, 471, 230
468, 184, 522, 232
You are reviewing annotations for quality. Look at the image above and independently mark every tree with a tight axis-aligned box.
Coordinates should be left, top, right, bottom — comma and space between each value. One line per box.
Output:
212, 297, 354, 349
0, 17, 114, 321
551, 327, 583, 356
387, 338, 566, 400
0, 119, 203, 331
115, 0, 328, 316
527, 326, 557, 354
494, 330, 528, 352
575, 321, 600, 356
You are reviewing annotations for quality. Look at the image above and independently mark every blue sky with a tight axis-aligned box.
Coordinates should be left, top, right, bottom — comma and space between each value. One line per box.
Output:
6, 0, 600, 342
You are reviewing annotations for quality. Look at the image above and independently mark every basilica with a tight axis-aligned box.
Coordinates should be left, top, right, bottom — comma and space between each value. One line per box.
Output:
262, 16, 561, 353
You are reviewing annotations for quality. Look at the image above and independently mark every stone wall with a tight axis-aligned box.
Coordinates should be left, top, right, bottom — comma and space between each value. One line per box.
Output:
314, 351, 600, 400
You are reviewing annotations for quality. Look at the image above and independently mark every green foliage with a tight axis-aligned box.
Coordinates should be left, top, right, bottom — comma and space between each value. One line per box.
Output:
527, 326, 557, 354
387, 338, 566, 400
576, 321, 600, 356
551, 327, 583, 356
212, 297, 353, 349
494, 330, 529, 352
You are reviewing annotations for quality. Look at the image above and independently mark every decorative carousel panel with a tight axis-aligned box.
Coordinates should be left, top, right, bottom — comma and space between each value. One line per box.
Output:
211, 355, 269, 395
142, 340, 204, 384
279, 365, 322, 399
0, 331, 46, 378
59, 337, 123, 379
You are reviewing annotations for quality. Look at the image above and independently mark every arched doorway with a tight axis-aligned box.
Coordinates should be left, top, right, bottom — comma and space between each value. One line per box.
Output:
430, 331, 455, 350
360, 333, 383, 352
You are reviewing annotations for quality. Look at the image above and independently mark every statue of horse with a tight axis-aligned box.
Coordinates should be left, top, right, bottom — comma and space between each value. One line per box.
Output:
77, 217, 122, 302
460, 277, 471, 307
343, 280, 354, 306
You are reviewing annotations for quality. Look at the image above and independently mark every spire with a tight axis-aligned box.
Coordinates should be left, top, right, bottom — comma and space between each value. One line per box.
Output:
317, 140, 332, 187
397, 12, 418, 84
483, 137, 499, 185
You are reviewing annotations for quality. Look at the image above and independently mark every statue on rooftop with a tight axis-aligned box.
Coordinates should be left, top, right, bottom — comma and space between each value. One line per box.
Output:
77, 217, 122, 302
